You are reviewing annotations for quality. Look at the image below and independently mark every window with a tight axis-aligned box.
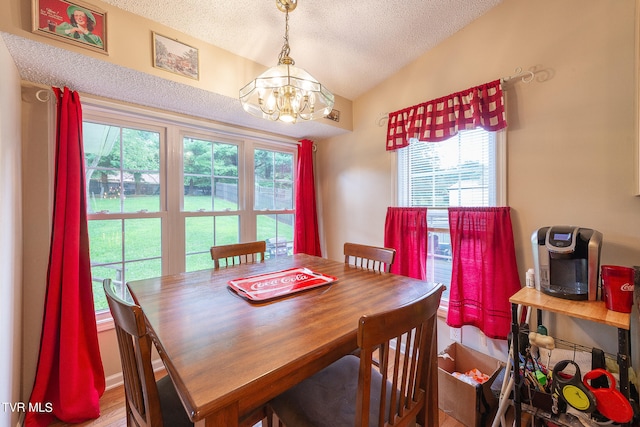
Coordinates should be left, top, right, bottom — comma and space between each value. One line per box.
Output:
85, 121, 164, 313
83, 103, 297, 320
397, 128, 506, 302
183, 136, 241, 272
254, 148, 295, 258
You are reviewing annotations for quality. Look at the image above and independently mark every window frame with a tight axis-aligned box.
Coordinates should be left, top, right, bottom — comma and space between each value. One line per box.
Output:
394, 129, 507, 310
252, 142, 297, 259
177, 130, 246, 274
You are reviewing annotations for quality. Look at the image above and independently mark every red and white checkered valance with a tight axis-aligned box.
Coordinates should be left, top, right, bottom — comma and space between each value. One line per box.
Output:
386, 79, 507, 151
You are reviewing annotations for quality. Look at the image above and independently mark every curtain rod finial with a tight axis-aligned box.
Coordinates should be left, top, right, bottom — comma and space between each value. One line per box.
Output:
502, 67, 534, 84
377, 113, 389, 127
36, 89, 52, 102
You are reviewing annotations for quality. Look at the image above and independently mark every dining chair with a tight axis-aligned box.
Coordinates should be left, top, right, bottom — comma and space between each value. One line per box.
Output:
344, 242, 396, 273
343, 242, 397, 367
268, 283, 444, 427
210, 240, 267, 269
105, 279, 270, 427
103, 278, 193, 427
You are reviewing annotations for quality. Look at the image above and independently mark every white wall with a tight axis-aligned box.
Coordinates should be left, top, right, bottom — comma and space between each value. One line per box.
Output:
0, 36, 23, 427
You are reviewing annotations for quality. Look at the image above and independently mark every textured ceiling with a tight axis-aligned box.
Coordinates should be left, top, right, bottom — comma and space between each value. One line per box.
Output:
3, 0, 502, 140
99, 0, 502, 100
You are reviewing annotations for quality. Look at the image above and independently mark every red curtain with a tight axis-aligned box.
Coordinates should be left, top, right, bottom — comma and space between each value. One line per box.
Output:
293, 139, 321, 256
384, 207, 428, 280
446, 207, 521, 340
26, 87, 105, 426
386, 79, 507, 150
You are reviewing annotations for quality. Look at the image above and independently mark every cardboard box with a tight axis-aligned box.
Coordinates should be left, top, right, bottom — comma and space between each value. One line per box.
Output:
438, 343, 504, 427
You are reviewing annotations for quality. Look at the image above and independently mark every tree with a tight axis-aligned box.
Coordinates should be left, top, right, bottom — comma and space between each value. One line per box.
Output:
122, 129, 160, 195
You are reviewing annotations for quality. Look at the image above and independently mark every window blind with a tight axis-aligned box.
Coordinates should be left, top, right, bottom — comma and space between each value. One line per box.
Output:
398, 128, 496, 209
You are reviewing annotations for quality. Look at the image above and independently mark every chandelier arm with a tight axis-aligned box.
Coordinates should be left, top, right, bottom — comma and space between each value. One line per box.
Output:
258, 102, 275, 116
297, 97, 316, 120
258, 99, 280, 120
258, 90, 281, 116
297, 111, 312, 121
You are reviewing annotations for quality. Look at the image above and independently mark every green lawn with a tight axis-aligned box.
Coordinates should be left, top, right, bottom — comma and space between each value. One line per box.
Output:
90, 195, 293, 312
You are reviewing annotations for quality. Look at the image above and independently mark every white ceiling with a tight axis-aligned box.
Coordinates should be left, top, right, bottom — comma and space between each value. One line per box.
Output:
3, 0, 502, 140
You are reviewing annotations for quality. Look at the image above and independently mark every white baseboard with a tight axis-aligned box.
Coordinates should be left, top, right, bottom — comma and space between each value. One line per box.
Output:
105, 358, 166, 390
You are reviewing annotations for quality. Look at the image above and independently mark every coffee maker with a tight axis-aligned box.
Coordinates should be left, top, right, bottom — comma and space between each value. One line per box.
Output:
531, 226, 603, 301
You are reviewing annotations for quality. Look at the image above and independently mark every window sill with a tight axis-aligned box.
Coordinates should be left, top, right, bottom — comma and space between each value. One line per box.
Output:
437, 301, 449, 319
96, 316, 114, 332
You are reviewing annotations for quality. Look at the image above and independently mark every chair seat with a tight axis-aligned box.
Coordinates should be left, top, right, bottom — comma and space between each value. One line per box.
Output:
157, 375, 193, 427
269, 355, 394, 427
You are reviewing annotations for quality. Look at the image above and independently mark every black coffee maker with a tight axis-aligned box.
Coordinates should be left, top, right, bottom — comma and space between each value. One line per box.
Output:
531, 226, 603, 301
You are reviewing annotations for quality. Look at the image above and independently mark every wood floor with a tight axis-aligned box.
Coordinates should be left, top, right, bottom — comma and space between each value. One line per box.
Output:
49, 382, 127, 427
48, 377, 467, 427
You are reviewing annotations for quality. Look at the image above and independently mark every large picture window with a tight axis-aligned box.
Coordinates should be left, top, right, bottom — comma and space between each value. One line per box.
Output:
397, 128, 506, 302
83, 103, 297, 319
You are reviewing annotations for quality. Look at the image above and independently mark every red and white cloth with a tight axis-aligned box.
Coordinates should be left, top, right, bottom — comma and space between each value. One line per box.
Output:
386, 79, 507, 150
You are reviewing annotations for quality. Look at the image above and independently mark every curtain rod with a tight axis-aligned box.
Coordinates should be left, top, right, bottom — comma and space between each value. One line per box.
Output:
376, 66, 533, 127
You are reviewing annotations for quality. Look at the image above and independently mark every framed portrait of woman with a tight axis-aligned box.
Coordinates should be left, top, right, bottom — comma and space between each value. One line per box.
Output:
32, 0, 107, 54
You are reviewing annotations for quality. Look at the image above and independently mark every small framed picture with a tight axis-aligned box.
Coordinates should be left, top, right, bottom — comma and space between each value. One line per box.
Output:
152, 32, 199, 80
325, 109, 341, 122
32, 0, 107, 54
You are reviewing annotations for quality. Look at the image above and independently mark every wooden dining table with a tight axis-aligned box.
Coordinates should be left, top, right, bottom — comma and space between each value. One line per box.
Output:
127, 253, 441, 427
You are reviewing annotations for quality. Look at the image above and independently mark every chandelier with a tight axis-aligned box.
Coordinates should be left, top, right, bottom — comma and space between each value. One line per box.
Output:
239, 0, 334, 124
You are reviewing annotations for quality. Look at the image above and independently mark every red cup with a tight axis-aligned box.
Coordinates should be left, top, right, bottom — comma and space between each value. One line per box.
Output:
601, 265, 635, 313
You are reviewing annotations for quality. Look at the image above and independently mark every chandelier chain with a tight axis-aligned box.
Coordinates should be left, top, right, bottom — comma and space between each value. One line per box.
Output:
277, 6, 293, 65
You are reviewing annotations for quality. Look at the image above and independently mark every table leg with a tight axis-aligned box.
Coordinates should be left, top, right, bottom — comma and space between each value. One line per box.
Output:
194, 403, 240, 427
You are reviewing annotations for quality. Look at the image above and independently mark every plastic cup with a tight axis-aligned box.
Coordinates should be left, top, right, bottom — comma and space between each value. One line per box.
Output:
601, 265, 635, 313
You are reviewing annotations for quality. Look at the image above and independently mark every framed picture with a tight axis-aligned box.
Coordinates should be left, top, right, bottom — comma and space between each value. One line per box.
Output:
325, 109, 340, 122
152, 32, 199, 80
32, 0, 107, 54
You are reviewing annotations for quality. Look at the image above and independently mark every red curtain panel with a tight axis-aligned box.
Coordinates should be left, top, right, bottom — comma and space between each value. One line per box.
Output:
26, 87, 105, 426
446, 207, 521, 340
293, 139, 322, 256
384, 207, 428, 280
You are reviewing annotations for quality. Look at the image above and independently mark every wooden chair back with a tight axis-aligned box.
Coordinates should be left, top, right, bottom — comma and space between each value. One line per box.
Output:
356, 284, 444, 427
103, 278, 164, 427
344, 242, 396, 273
210, 241, 267, 269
